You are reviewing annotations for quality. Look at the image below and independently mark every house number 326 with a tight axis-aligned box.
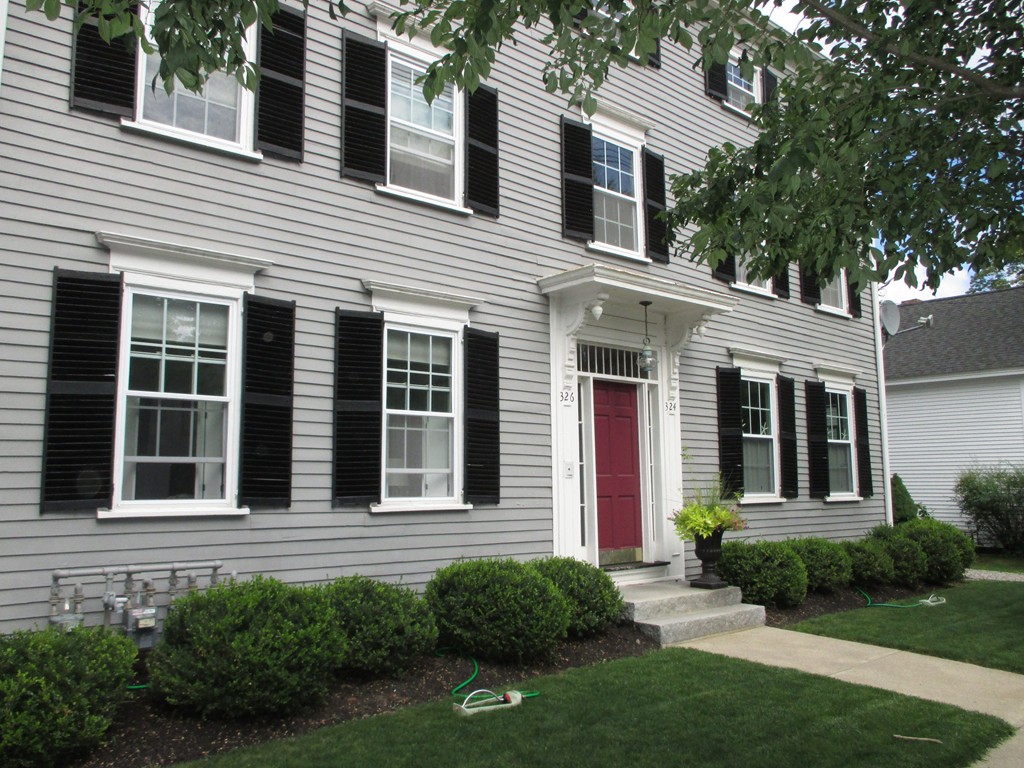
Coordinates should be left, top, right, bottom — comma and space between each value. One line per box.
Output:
560, 390, 576, 406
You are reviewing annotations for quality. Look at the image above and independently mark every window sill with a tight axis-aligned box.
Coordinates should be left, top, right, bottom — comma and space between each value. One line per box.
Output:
586, 241, 650, 263
120, 120, 263, 162
370, 501, 474, 514
815, 304, 852, 319
375, 184, 474, 216
730, 282, 775, 299
97, 504, 251, 519
720, 101, 757, 121
824, 494, 863, 503
738, 495, 785, 506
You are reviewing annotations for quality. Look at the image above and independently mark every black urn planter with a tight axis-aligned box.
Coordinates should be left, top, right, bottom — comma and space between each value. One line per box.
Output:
690, 528, 728, 589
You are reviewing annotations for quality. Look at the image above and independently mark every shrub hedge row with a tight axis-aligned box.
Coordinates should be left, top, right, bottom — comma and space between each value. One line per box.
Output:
720, 518, 975, 609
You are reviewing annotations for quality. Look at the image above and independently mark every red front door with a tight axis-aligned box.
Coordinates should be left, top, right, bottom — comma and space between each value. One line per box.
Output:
594, 380, 643, 565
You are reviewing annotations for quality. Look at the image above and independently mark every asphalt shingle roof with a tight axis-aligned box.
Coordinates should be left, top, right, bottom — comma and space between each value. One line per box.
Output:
883, 286, 1024, 380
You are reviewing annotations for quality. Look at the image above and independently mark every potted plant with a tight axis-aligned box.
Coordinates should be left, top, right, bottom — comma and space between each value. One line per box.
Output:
671, 478, 746, 589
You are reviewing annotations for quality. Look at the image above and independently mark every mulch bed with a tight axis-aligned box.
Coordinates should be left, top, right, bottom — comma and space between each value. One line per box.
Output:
74, 585, 922, 768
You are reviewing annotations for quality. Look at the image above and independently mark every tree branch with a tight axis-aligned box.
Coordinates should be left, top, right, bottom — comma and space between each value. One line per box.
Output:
798, 0, 1024, 100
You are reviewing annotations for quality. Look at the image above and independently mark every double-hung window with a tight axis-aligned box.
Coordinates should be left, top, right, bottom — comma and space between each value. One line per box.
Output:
716, 356, 797, 502
825, 388, 854, 495
341, 22, 500, 216
41, 234, 296, 517
734, 261, 771, 292
740, 378, 776, 495
800, 266, 862, 317
705, 52, 777, 115
711, 255, 790, 298
119, 292, 235, 504
71, 6, 307, 160
724, 59, 759, 111
560, 108, 669, 263
384, 328, 456, 499
333, 283, 500, 511
387, 53, 459, 203
819, 270, 849, 313
805, 372, 873, 501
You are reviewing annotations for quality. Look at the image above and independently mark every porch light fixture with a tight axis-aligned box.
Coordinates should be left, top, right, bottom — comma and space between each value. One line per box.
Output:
637, 301, 657, 373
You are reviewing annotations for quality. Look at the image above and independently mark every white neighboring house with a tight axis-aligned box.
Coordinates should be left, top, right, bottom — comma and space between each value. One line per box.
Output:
884, 287, 1024, 530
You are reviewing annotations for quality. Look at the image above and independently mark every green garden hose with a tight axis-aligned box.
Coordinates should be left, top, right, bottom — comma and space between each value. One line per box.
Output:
858, 589, 946, 608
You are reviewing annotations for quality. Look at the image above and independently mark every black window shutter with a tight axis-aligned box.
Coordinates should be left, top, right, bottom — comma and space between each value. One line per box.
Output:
778, 376, 798, 499
716, 367, 744, 499
333, 310, 384, 506
464, 328, 500, 504
256, 7, 306, 161
239, 295, 295, 508
42, 269, 122, 512
341, 32, 388, 183
465, 84, 500, 216
762, 69, 778, 102
853, 387, 873, 497
648, 39, 662, 69
71, 7, 137, 117
804, 380, 829, 499
847, 279, 863, 318
800, 266, 821, 305
705, 60, 728, 101
561, 116, 594, 241
772, 265, 790, 298
643, 148, 669, 262
712, 255, 737, 283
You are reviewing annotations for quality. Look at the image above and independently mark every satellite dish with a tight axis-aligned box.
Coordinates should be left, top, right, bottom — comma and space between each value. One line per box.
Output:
880, 300, 901, 336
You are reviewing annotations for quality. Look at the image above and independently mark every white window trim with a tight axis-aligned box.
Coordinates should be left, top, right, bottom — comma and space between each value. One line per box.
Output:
585, 106, 650, 262
817, 268, 850, 316
374, 30, 470, 213
730, 348, 785, 503
721, 52, 762, 118
815, 366, 860, 502
97, 232, 271, 519
121, 3, 258, 156
365, 280, 483, 513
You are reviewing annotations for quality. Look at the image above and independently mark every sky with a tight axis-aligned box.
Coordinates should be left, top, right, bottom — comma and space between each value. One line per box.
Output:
758, 2, 971, 306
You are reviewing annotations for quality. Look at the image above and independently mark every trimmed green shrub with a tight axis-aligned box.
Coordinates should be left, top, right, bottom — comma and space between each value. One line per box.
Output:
531, 556, 624, 637
869, 526, 928, 587
900, 518, 975, 583
0, 627, 136, 768
843, 540, 896, 586
148, 576, 344, 719
954, 467, 1024, 555
717, 541, 808, 608
786, 538, 853, 594
325, 575, 437, 676
425, 559, 570, 662
891, 474, 928, 524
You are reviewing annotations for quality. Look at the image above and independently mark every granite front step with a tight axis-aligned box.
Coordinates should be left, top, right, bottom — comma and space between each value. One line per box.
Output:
634, 603, 766, 646
619, 581, 745, 622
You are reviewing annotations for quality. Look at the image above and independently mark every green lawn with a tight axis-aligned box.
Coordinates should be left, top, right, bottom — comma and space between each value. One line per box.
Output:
973, 552, 1024, 573
173, 649, 1011, 768
794, 581, 1024, 674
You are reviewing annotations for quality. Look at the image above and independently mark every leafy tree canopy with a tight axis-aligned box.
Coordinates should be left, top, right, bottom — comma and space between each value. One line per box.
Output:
34, 0, 1024, 290
968, 262, 1024, 292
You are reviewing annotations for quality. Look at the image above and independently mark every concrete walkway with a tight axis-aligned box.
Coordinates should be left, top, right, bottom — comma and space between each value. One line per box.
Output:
677, 626, 1024, 766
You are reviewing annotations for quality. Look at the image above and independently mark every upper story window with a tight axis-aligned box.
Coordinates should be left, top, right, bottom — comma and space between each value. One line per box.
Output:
388, 53, 459, 203
734, 260, 771, 292
800, 266, 863, 318
70, 6, 307, 160
724, 60, 759, 111
560, 107, 669, 263
711, 256, 790, 298
592, 134, 640, 253
341, 22, 500, 216
818, 270, 849, 312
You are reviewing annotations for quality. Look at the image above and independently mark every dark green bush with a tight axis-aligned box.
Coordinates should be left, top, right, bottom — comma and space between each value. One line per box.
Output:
0, 627, 136, 768
954, 467, 1024, 555
717, 541, 808, 608
425, 559, 570, 662
891, 474, 928, 524
868, 526, 928, 587
325, 575, 437, 676
148, 576, 344, 719
843, 540, 896, 586
785, 538, 853, 594
531, 556, 624, 637
900, 518, 975, 583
